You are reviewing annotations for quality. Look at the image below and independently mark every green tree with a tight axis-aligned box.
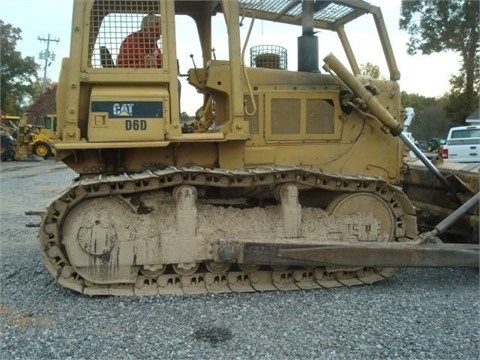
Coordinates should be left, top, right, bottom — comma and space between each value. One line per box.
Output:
401, 92, 450, 141
0, 20, 39, 115
180, 111, 190, 122
399, 0, 479, 124
27, 84, 57, 125
359, 62, 380, 79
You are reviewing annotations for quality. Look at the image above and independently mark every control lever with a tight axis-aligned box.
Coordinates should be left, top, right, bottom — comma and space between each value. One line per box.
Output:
190, 54, 200, 83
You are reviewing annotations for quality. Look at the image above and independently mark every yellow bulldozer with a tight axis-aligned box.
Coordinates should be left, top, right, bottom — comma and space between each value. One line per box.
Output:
35, 0, 478, 296
1, 113, 57, 161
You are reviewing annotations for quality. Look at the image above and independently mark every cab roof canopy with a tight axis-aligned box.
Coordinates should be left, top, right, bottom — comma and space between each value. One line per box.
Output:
235, 0, 374, 29
91, 0, 376, 30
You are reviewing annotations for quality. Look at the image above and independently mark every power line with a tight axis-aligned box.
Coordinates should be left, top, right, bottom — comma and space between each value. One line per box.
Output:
38, 34, 60, 93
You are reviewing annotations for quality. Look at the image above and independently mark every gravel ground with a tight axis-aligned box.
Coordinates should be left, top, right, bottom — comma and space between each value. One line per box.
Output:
0, 160, 478, 360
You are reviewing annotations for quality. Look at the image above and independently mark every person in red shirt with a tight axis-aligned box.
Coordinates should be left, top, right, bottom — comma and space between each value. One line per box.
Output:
117, 14, 162, 68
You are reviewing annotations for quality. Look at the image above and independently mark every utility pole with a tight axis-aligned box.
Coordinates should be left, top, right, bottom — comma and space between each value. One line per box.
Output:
38, 34, 60, 93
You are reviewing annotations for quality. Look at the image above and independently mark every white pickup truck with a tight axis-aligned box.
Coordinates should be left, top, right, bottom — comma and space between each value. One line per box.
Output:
441, 123, 480, 163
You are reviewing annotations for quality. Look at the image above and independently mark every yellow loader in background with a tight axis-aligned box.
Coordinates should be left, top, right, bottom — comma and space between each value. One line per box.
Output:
0, 113, 57, 161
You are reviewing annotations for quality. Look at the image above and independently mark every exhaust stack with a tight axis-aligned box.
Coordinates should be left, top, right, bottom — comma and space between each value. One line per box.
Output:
298, 0, 319, 72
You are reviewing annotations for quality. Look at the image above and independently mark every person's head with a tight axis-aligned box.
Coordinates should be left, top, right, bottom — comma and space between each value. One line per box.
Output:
141, 14, 161, 39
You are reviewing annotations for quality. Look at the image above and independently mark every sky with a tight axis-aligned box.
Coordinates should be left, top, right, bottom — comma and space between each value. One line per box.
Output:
2, 0, 461, 115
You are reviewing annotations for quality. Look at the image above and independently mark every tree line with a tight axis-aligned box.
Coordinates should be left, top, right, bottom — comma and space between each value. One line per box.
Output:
0, 20, 56, 124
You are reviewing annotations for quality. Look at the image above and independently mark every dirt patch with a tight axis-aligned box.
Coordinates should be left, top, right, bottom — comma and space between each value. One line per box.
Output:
6, 314, 54, 327
0, 304, 14, 314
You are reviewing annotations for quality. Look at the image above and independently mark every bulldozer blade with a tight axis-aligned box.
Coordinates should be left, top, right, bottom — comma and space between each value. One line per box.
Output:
278, 243, 479, 268
445, 174, 476, 200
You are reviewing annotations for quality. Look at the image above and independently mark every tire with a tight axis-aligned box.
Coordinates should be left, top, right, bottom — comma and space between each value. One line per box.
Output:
32, 141, 52, 159
1, 134, 15, 161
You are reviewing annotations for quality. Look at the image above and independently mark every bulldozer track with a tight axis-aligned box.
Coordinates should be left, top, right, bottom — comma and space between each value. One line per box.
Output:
39, 166, 417, 296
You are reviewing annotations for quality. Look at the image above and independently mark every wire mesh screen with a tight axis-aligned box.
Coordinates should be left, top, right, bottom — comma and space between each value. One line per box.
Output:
89, 1, 162, 68
250, 45, 287, 70
238, 0, 357, 28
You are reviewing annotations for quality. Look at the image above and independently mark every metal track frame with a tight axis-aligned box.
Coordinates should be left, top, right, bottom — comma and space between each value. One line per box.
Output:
39, 166, 417, 296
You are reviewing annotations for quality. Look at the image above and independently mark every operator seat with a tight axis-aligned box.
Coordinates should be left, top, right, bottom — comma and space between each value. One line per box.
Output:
99, 46, 116, 68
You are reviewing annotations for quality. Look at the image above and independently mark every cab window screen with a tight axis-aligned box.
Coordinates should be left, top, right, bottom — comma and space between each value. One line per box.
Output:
89, 1, 162, 68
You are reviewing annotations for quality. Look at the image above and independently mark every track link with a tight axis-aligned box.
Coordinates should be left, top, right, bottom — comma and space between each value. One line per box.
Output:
38, 166, 417, 296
